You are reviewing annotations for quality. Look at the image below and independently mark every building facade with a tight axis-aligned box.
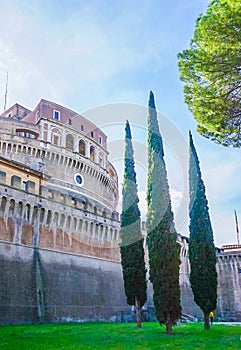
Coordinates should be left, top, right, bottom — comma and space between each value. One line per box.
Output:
0, 99, 240, 324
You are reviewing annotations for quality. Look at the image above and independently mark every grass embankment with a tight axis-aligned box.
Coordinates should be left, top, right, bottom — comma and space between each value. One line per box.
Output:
0, 322, 240, 349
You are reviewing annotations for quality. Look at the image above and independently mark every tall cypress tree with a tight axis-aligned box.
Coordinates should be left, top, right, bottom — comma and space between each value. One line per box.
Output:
120, 120, 147, 328
146, 91, 181, 335
189, 132, 217, 330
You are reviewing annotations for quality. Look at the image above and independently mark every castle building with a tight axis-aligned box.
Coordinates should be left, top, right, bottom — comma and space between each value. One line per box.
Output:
0, 99, 241, 324
0, 100, 120, 260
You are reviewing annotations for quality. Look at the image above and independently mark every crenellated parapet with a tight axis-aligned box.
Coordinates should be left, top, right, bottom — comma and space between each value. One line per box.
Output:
217, 251, 241, 266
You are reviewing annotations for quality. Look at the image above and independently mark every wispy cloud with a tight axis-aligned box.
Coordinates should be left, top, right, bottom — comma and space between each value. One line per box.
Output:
0, 0, 185, 110
2, 0, 237, 249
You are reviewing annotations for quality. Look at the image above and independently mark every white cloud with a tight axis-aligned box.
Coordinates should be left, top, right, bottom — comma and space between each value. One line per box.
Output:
170, 188, 183, 214
138, 191, 147, 220
0, 0, 176, 111
137, 188, 183, 223
0, 0, 238, 250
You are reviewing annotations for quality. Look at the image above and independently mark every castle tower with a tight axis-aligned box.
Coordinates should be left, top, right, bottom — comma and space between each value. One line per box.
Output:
0, 100, 120, 260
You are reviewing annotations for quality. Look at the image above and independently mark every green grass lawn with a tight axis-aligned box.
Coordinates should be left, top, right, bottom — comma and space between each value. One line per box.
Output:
0, 322, 241, 350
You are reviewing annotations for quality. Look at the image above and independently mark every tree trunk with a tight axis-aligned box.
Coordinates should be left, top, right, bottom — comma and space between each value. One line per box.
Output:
166, 314, 173, 335
135, 296, 142, 328
204, 312, 210, 330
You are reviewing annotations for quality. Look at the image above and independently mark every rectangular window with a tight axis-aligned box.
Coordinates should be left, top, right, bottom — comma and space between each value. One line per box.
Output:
69, 118, 72, 125
22, 181, 27, 191
91, 131, 94, 138
53, 110, 60, 121
0, 171, 6, 184
81, 125, 84, 131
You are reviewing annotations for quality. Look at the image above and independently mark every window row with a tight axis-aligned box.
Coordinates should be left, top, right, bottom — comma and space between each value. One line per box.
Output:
0, 173, 118, 220
0, 172, 36, 193
0, 196, 119, 245
16, 128, 38, 139
49, 110, 102, 144
52, 131, 105, 165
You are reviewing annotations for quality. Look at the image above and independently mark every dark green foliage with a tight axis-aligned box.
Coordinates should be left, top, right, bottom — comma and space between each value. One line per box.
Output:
146, 91, 181, 334
189, 132, 217, 329
120, 121, 147, 309
178, 0, 241, 147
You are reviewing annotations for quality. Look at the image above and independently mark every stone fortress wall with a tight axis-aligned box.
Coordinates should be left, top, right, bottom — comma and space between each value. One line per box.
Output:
216, 249, 241, 321
0, 100, 125, 324
0, 99, 241, 324
178, 234, 241, 321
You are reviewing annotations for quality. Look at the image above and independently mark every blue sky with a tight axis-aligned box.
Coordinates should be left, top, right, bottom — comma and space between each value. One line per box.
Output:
1, 0, 241, 247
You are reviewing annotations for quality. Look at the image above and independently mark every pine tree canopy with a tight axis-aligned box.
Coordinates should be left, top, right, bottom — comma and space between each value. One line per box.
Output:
178, 0, 241, 147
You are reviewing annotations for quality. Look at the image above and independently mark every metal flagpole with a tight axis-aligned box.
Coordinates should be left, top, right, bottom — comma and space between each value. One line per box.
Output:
4, 72, 8, 112
234, 210, 240, 245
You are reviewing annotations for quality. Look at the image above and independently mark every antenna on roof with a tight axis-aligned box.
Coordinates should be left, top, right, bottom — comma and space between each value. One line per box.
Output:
4, 72, 8, 112
234, 210, 240, 245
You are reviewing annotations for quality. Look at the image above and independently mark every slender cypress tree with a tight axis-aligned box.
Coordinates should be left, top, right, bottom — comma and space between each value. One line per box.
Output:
189, 132, 217, 330
146, 91, 181, 335
120, 120, 147, 328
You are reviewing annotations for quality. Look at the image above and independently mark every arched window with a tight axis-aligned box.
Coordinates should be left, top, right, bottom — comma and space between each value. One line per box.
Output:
79, 140, 85, 156
0, 197, 7, 212
51, 127, 61, 146
99, 152, 104, 167
32, 206, 38, 223
60, 214, 65, 227
109, 168, 115, 177
17, 201, 23, 217
90, 146, 95, 161
9, 199, 15, 216
66, 134, 74, 151
67, 216, 71, 230
40, 208, 45, 224
53, 212, 59, 226
46, 210, 52, 226
25, 204, 31, 221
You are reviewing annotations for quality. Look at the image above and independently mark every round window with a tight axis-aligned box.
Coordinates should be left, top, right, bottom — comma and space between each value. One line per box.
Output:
74, 174, 84, 186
